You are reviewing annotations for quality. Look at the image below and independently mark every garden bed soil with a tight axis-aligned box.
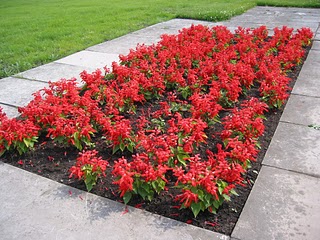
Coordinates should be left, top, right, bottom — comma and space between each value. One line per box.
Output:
1, 43, 311, 236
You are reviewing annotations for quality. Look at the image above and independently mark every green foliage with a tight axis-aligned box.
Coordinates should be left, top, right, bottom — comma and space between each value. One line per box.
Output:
169, 102, 191, 113
0, 136, 38, 157
112, 137, 136, 154
1, 0, 319, 79
169, 146, 190, 167
124, 177, 166, 204
81, 164, 100, 192
179, 181, 237, 218
178, 86, 192, 99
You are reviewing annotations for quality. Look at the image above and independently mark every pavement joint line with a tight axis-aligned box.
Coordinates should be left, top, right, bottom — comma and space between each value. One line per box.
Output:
0, 102, 19, 108
278, 120, 320, 129
261, 163, 320, 179
290, 92, 320, 99
11, 75, 54, 84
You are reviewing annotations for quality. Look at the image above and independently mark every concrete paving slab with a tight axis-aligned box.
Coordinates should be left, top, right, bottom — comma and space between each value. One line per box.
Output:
87, 33, 161, 55
55, 51, 119, 70
292, 51, 320, 97
280, 94, 320, 126
0, 163, 58, 221
263, 122, 320, 177
87, 19, 224, 55
231, 14, 320, 24
303, 48, 320, 64
311, 40, 320, 51
315, 27, 320, 40
223, 21, 319, 33
232, 166, 320, 240
0, 163, 228, 240
14, 62, 96, 83
131, 19, 222, 37
0, 104, 19, 119
148, 19, 220, 31
0, 77, 48, 107
226, 6, 320, 33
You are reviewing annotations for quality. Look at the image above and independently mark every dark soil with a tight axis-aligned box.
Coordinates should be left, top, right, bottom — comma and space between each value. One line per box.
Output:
1, 44, 312, 236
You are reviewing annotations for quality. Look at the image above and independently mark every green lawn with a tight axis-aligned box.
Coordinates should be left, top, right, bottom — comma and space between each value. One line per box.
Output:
1, 0, 319, 79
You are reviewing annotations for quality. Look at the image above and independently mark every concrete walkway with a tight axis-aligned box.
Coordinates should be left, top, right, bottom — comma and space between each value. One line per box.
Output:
0, 6, 319, 240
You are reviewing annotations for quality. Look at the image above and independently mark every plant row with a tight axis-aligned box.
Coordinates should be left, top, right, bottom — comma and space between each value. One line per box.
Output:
0, 25, 313, 217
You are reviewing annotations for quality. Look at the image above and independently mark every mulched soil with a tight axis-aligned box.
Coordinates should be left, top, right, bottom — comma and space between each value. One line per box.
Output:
1, 44, 311, 236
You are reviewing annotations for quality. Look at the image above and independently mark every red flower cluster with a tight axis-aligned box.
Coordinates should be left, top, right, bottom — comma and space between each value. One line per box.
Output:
19, 79, 100, 150
0, 107, 39, 156
2, 24, 313, 217
69, 150, 108, 192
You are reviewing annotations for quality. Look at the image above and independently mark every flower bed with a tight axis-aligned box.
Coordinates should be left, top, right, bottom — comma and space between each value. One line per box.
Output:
1, 24, 313, 232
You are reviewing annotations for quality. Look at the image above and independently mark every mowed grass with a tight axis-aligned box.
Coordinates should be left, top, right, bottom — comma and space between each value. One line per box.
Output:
1, 0, 319, 79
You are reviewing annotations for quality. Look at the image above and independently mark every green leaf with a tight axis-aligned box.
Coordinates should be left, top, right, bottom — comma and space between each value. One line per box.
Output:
177, 153, 188, 166
191, 202, 201, 218
84, 176, 94, 192
196, 189, 204, 201
0, 150, 5, 157
213, 200, 220, 209
123, 191, 132, 205
168, 157, 174, 167
85, 182, 93, 192
112, 145, 120, 154
120, 142, 125, 151
209, 206, 217, 214
181, 90, 188, 99
138, 186, 149, 200
230, 189, 239, 196
152, 179, 166, 194
255, 141, 261, 149
23, 138, 30, 148
203, 193, 212, 207
222, 194, 231, 201
74, 138, 82, 150
127, 144, 134, 153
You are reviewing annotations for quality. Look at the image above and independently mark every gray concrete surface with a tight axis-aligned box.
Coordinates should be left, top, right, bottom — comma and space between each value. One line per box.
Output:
231, 166, 320, 240
292, 53, 320, 97
15, 62, 96, 83
263, 122, 320, 177
0, 104, 19, 119
0, 77, 48, 107
281, 94, 320, 126
55, 51, 120, 69
1, 6, 320, 240
0, 163, 228, 240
